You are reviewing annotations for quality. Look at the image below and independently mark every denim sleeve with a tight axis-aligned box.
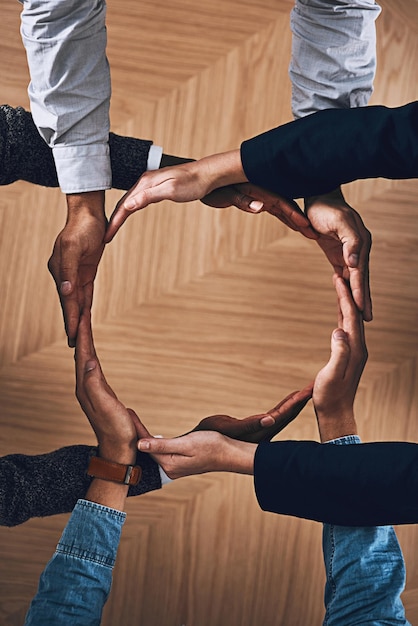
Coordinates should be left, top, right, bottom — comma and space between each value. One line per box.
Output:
322, 437, 409, 625
24, 500, 126, 626
289, 0, 381, 119
19, 0, 111, 193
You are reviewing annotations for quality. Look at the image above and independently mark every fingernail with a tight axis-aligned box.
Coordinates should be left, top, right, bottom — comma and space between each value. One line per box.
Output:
333, 329, 347, 340
249, 200, 264, 212
138, 440, 151, 450
124, 199, 136, 210
260, 415, 275, 427
60, 281, 72, 295
85, 359, 97, 372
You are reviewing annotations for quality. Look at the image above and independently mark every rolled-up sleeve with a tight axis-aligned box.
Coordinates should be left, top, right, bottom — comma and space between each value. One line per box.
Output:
24, 500, 125, 625
289, 0, 381, 119
19, 0, 111, 193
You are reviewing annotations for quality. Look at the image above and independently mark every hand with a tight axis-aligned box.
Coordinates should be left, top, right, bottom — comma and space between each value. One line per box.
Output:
48, 192, 106, 347
105, 161, 213, 242
131, 385, 313, 478
75, 309, 138, 464
202, 183, 318, 240
105, 158, 317, 242
313, 275, 368, 428
305, 188, 372, 321
136, 430, 256, 479
190, 384, 313, 443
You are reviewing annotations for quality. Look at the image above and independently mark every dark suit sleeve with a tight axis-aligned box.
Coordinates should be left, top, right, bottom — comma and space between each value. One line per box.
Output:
0, 445, 161, 527
254, 440, 418, 526
240, 102, 418, 199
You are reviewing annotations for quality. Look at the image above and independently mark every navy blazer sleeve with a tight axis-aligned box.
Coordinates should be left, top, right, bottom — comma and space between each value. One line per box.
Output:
241, 102, 418, 198
254, 440, 418, 526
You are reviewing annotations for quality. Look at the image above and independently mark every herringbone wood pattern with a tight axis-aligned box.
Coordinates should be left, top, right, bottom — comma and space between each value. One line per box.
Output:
0, 0, 417, 624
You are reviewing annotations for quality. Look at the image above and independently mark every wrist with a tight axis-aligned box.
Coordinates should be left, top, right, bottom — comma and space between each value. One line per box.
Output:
66, 190, 106, 221
202, 150, 248, 193
98, 442, 137, 466
223, 438, 255, 475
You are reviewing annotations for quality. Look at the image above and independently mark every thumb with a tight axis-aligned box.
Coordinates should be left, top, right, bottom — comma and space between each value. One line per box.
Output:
59, 239, 81, 295
128, 409, 152, 439
138, 436, 187, 455
327, 328, 351, 378
340, 227, 361, 269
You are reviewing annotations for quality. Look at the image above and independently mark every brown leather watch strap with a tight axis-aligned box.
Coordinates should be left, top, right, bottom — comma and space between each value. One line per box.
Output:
87, 456, 142, 486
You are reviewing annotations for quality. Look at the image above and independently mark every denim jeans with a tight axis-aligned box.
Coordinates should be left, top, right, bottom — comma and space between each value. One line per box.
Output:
323, 437, 409, 625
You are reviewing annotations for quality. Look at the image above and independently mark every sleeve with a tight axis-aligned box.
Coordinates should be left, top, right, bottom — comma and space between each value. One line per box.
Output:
0, 445, 161, 527
289, 0, 381, 119
240, 101, 418, 199
253, 440, 418, 526
0, 105, 153, 190
323, 524, 408, 624
24, 500, 125, 626
19, 0, 111, 193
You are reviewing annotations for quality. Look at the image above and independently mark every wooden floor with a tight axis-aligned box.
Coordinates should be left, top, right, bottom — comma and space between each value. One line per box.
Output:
1, 0, 417, 624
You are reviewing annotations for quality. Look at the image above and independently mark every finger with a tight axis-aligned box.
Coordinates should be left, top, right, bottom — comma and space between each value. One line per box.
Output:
138, 437, 191, 456
75, 308, 96, 366
325, 327, 351, 380
267, 384, 313, 420
104, 202, 132, 243
261, 384, 313, 440
334, 275, 367, 366
83, 281, 94, 312
55, 242, 83, 346
341, 218, 372, 321
334, 276, 361, 338
128, 408, 152, 439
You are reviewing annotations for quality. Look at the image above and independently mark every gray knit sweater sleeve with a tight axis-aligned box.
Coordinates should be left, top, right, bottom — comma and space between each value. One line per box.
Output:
0, 105, 152, 190
0, 445, 161, 527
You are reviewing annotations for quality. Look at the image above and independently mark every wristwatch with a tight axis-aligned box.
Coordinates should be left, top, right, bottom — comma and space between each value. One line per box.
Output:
87, 455, 142, 486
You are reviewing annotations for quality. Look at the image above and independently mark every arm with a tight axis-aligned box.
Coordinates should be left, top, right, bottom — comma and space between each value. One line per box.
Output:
134, 385, 313, 478
24, 311, 140, 625
289, 0, 381, 119
255, 278, 418, 526
0, 445, 162, 528
19, 0, 110, 346
290, 0, 380, 321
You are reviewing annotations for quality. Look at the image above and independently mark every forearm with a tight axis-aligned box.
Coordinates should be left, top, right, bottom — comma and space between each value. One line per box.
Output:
240, 102, 418, 199
0, 445, 162, 527
24, 499, 124, 626
20, 0, 111, 193
254, 440, 418, 526
289, 0, 381, 119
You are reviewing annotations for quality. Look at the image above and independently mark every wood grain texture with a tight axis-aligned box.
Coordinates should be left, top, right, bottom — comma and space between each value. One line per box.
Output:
0, 0, 417, 624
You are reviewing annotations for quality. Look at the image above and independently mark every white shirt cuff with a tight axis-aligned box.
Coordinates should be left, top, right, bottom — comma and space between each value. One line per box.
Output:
147, 145, 163, 171
53, 144, 112, 193
158, 465, 173, 486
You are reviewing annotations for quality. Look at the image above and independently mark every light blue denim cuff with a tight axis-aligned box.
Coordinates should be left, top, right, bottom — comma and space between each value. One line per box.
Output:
56, 499, 126, 568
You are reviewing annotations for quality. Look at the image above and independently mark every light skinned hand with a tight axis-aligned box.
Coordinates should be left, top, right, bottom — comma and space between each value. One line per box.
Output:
313, 275, 368, 425
48, 192, 106, 347
105, 153, 317, 242
135, 429, 256, 479
131, 385, 313, 478
75, 309, 138, 464
305, 188, 372, 321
